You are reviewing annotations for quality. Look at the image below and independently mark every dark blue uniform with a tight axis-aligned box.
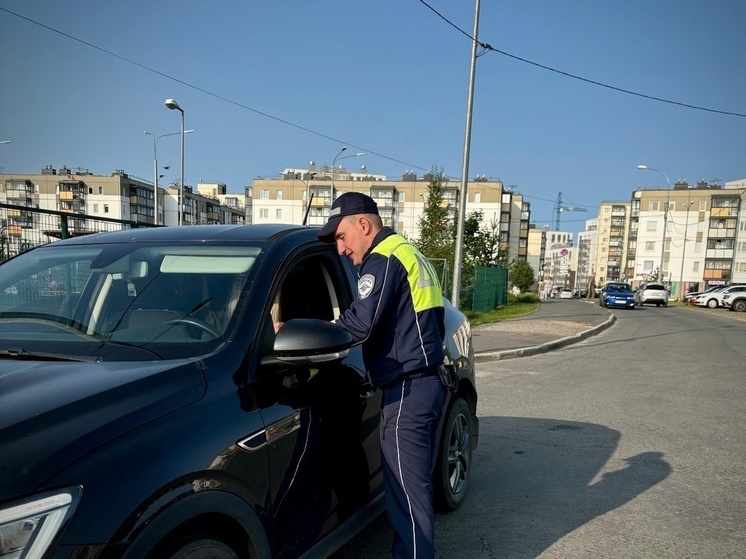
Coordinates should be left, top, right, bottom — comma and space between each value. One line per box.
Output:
336, 227, 447, 559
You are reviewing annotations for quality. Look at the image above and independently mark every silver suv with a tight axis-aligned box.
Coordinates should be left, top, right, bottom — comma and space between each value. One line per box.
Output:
635, 282, 669, 307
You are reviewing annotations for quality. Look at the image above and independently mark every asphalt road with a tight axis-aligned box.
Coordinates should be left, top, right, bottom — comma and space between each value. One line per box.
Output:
331, 305, 746, 558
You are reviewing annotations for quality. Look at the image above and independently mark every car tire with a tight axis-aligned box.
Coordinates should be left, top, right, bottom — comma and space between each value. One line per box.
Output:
733, 300, 746, 312
435, 397, 473, 512
706, 298, 718, 309
163, 537, 239, 559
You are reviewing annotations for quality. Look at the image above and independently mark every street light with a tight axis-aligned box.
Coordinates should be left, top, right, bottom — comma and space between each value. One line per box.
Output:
165, 99, 185, 225
637, 165, 671, 284
678, 199, 695, 301
144, 129, 194, 225
330, 147, 364, 196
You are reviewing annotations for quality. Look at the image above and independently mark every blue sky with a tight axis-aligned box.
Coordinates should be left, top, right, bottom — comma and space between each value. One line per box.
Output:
1, 1, 744, 235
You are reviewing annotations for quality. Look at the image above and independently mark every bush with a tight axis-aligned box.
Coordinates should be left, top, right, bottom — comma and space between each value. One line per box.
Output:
507, 292, 539, 304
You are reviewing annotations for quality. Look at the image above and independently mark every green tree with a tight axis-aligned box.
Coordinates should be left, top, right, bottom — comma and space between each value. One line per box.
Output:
510, 259, 535, 293
414, 166, 455, 285
463, 210, 508, 267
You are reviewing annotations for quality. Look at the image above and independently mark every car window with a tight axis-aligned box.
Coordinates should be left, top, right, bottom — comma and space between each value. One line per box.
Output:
0, 242, 262, 360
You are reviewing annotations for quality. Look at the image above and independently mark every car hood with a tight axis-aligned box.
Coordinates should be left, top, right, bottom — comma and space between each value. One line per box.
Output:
0, 359, 206, 499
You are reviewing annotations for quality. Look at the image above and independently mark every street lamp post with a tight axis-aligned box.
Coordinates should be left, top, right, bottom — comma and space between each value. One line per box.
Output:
637, 165, 671, 284
144, 129, 193, 225
678, 199, 695, 300
330, 147, 364, 197
165, 99, 185, 225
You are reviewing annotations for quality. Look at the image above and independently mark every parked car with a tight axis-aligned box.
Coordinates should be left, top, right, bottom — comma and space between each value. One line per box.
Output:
0, 225, 479, 559
683, 285, 721, 303
694, 285, 745, 308
599, 282, 635, 309
722, 286, 746, 312
558, 287, 573, 299
634, 282, 669, 307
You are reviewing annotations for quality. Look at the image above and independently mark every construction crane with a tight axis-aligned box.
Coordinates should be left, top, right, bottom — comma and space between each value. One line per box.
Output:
553, 192, 588, 230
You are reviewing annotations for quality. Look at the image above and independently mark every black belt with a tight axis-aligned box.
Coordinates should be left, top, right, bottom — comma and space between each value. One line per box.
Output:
406, 365, 440, 379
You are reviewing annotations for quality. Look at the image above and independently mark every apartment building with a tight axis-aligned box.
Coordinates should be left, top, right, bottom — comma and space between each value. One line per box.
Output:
628, 179, 746, 297
247, 167, 532, 263
592, 201, 632, 286
0, 167, 245, 253
575, 218, 598, 292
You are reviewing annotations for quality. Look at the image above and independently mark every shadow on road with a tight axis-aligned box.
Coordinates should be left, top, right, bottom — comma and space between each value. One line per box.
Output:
332, 416, 671, 559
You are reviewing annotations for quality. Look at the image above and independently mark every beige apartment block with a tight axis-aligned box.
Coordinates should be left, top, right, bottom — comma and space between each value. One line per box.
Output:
629, 180, 746, 298
1, 166, 245, 235
592, 201, 631, 286
247, 168, 531, 263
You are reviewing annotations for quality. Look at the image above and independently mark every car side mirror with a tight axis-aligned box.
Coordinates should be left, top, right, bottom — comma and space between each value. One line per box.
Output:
261, 318, 352, 366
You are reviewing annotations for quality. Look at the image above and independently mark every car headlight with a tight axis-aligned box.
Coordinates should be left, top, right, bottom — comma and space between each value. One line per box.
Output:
0, 488, 80, 559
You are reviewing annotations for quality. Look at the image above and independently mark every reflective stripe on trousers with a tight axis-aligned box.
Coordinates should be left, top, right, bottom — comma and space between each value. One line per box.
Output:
380, 374, 446, 559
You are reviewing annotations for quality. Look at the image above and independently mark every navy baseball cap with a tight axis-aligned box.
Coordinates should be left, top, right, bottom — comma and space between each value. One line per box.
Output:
317, 192, 379, 242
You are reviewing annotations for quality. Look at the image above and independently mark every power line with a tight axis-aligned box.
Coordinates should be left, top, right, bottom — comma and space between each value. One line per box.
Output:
417, 0, 746, 118
0, 7, 430, 173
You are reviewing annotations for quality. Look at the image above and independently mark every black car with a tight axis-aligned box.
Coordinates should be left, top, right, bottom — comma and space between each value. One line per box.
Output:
0, 225, 478, 559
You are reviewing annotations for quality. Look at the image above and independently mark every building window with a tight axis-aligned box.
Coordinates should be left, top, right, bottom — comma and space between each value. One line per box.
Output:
699, 200, 707, 211
276, 209, 282, 219
738, 262, 746, 272
103, 204, 109, 213
277, 190, 282, 200
646, 241, 655, 251
693, 261, 700, 272
646, 221, 657, 231
93, 204, 99, 213
261, 190, 269, 199
649, 201, 659, 211
98, 186, 103, 195
694, 241, 702, 252
398, 192, 405, 202
259, 208, 268, 218
738, 242, 746, 252
643, 261, 654, 271
474, 192, 481, 204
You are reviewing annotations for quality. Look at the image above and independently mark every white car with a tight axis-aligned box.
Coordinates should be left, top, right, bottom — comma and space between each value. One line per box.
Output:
694, 285, 745, 308
559, 287, 573, 299
721, 286, 746, 310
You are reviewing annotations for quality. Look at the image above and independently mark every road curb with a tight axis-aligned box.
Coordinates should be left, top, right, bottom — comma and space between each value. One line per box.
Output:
474, 311, 616, 363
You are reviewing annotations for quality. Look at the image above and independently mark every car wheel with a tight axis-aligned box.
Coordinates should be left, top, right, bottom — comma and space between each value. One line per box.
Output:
435, 397, 473, 511
733, 300, 746, 312
163, 537, 239, 559
706, 298, 718, 309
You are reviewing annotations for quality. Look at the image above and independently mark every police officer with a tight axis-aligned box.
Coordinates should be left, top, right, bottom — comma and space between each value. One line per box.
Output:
317, 192, 447, 559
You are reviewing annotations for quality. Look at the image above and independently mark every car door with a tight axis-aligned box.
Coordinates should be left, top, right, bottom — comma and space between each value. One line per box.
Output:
250, 247, 383, 557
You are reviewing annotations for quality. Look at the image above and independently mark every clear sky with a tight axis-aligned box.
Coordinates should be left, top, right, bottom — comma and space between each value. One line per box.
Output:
1, 1, 744, 236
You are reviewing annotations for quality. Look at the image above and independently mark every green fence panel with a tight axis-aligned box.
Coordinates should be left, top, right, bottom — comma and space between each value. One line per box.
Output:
471, 265, 508, 313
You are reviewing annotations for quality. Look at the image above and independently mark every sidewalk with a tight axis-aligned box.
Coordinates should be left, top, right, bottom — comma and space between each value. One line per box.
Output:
472, 298, 614, 363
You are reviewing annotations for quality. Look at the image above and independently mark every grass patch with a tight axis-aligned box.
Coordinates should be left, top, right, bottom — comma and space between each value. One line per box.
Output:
464, 301, 539, 327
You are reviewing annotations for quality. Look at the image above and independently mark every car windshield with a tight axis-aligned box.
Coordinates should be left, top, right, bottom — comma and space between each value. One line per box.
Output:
607, 283, 631, 292
0, 241, 263, 361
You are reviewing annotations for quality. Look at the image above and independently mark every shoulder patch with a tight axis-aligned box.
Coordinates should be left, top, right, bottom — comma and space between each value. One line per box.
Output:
358, 274, 376, 299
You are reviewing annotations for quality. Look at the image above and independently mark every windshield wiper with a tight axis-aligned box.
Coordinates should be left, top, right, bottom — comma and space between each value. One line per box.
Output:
0, 347, 103, 362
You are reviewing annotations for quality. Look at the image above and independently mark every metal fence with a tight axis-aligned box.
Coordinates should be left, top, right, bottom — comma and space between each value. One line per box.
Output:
0, 203, 158, 262
469, 265, 508, 313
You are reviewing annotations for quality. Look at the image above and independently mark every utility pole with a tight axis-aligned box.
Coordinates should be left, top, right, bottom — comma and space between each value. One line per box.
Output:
451, 0, 481, 309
